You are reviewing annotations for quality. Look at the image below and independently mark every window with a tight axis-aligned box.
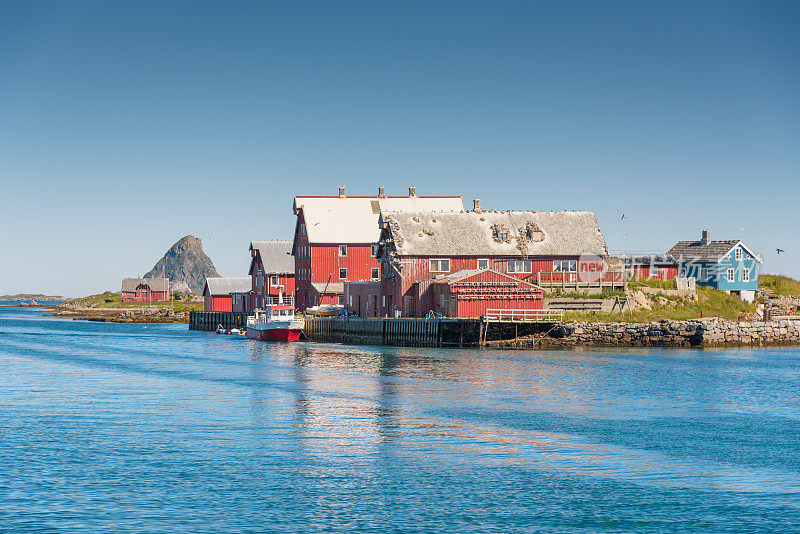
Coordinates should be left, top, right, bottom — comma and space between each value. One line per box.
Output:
735, 248, 743, 262
651, 264, 659, 276
371, 268, 379, 280
270, 275, 279, 286
477, 259, 489, 270
727, 268, 735, 282
701, 267, 709, 282
430, 259, 450, 272
552, 260, 577, 273
300, 223, 306, 236
339, 245, 348, 257
382, 295, 386, 307
348, 295, 353, 306
371, 244, 379, 257
508, 260, 532, 273
339, 268, 347, 279
338, 294, 345, 306
743, 268, 750, 282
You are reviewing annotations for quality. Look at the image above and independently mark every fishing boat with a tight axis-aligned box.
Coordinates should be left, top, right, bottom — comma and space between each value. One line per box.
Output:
246, 304, 304, 342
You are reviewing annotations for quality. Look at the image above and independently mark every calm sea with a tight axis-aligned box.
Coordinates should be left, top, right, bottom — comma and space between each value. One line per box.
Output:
1, 305, 799, 533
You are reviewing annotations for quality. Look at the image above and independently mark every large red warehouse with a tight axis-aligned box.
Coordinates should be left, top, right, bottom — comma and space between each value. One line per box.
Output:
292, 186, 464, 310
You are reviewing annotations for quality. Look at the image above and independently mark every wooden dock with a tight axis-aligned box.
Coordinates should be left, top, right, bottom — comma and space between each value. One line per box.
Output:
189, 311, 248, 332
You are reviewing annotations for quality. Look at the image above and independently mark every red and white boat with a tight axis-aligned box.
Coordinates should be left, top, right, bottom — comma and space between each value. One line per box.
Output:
246, 304, 304, 342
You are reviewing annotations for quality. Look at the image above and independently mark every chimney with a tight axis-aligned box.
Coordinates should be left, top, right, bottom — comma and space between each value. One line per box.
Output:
408, 186, 416, 197
701, 229, 711, 246
378, 186, 385, 198
473, 198, 482, 212
338, 186, 346, 198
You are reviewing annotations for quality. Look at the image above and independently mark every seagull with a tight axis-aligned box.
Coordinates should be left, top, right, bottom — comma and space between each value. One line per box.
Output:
777, 248, 785, 254
621, 213, 627, 221
623, 234, 630, 240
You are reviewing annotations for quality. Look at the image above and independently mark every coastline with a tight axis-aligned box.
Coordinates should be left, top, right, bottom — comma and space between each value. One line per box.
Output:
42, 304, 190, 324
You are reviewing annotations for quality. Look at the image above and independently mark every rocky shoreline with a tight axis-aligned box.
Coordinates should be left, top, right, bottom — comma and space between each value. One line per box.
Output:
489, 318, 800, 348
43, 305, 190, 324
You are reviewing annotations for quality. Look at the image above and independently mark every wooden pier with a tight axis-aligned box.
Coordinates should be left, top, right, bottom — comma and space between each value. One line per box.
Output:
303, 316, 562, 347
189, 311, 248, 332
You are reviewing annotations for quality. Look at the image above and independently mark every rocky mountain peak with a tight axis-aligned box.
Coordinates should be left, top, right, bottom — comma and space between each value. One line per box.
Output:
143, 235, 220, 294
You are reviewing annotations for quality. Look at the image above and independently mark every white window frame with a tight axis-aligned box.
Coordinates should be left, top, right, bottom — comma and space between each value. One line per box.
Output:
338, 294, 345, 306
339, 268, 347, 280
339, 245, 348, 257
270, 275, 279, 286
509, 260, 532, 274
727, 268, 735, 282
371, 268, 380, 280
735, 248, 743, 262
650, 264, 659, 276
477, 259, 490, 270
430, 259, 451, 273
742, 268, 750, 282
371, 244, 379, 257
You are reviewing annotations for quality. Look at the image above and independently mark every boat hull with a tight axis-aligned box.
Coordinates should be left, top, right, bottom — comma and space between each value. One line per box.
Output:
246, 319, 304, 342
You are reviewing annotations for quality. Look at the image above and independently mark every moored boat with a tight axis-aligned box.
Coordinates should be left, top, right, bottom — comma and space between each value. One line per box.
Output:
246, 305, 304, 342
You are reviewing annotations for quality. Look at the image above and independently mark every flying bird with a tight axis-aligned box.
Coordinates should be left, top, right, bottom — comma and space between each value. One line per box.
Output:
777, 248, 785, 254
621, 213, 627, 221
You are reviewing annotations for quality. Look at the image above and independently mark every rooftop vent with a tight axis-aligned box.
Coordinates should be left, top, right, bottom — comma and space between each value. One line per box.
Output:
378, 186, 385, 198
409, 186, 416, 197
701, 229, 711, 246
338, 187, 346, 198
473, 198, 482, 212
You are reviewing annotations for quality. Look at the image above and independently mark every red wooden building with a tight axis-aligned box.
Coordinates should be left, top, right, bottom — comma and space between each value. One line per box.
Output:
623, 254, 679, 281
377, 204, 610, 317
121, 278, 170, 302
249, 240, 295, 311
203, 277, 252, 312
292, 186, 464, 310
344, 281, 383, 317
427, 269, 543, 318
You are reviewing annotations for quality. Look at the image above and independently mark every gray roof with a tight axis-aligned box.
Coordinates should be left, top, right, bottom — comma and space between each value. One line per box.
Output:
204, 277, 252, 295
250, 240, 294, 273
380, 210, 608, 257
668, 240, 741, 262
121, 277, 170, 292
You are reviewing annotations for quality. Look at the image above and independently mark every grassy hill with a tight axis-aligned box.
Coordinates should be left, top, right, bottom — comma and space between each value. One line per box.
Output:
760, 274, 800, 296
62, 291, 203, 313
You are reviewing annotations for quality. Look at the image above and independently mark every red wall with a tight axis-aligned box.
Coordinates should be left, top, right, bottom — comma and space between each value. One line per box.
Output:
122, 289, 169, 302
426, 269, 543, 318
631, 265, 678, 281
381, 255, 584, 317
344, 282, 383, 317
209, 295, 233, 312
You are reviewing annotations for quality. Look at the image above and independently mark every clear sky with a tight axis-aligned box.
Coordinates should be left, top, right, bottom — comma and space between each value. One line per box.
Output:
1, 1, 798, 296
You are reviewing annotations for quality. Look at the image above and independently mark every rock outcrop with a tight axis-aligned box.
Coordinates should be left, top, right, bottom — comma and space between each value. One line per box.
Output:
143, 236, 219, 294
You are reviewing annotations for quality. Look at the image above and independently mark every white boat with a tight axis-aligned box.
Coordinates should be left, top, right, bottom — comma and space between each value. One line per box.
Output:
246, 304, 304, 342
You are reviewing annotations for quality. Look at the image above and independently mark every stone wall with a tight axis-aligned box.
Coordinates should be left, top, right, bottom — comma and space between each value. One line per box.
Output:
491, 318, 800, 348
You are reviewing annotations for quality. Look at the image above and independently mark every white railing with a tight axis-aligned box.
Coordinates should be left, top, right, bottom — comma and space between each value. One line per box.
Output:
485, 309, 564, 322
266, 295, 294, 306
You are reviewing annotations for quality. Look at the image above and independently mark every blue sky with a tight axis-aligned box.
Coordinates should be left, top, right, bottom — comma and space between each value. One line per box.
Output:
1, 1, 798, 296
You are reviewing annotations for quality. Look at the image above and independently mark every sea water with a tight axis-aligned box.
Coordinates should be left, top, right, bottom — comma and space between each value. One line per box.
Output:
1, 305, 799, 532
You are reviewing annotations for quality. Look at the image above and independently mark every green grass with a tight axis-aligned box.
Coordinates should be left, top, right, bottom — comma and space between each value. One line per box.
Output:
628, 278, 678, 290
550, 288, 626, 299
562, 286, 755, 323
63, 291, 203, 313
760, 274, 800, 296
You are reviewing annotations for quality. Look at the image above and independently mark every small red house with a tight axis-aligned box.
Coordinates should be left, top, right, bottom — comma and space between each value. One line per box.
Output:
427, 269, 543, 318
292, 186, 464, 310
249, 240, 295, 310
121, 278, 170, 302
624, 254, 679, 281
203, 277, 252, 312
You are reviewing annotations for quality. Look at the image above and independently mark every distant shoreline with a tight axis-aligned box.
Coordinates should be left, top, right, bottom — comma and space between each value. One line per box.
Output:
0, 294, 66, 302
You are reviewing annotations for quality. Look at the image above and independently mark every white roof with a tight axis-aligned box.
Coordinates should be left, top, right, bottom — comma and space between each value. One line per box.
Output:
294, 195, 464, 244
381, 210, 609, 257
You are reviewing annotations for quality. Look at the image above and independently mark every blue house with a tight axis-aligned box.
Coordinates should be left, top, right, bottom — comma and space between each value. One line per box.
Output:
668, 230, 763, 302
